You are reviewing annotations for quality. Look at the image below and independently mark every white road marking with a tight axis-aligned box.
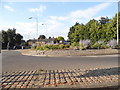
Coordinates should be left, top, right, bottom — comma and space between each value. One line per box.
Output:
81, 55, 119, 57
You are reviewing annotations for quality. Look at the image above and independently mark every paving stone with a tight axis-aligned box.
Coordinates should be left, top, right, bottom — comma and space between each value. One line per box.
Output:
61, 70, 67, 84
1, 67, 119, 89
50, 75, 55, 85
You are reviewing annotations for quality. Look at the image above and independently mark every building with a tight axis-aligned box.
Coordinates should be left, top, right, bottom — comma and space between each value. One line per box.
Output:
27, 37, 59, 46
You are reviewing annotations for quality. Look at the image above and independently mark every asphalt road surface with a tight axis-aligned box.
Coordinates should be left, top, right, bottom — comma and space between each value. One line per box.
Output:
2, 50, 119, 72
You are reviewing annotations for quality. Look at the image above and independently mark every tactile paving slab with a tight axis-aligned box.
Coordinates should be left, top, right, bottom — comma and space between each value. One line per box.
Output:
1, 67, 119, 89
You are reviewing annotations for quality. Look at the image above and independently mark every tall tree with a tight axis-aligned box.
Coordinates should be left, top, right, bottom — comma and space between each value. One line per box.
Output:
1, 28, 23, 49
38, 35, 46, 40
7, 28, 16, 47
86, 19, 99, 43
68, 26, 76, 42
57, 36, 65, 41
15, 33, 23, 45
67, 14, 117, 44
2, 30, 8, 48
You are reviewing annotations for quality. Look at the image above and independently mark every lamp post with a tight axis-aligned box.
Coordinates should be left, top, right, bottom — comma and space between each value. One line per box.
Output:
29, 17, 38, 40
117, 1, 119, 45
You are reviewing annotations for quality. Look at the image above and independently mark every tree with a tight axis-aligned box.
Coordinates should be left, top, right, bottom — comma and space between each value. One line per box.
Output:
68, 26, 76, 42
67, 14, 117, 45
15, 33, 23, 45
99, 16, 110, 25
68, 23, 88, 43
1, 28, 23, 49
7, 28, 16, 47
1, 30, 8, 49
48, 36, 51, 39
107, 14, 117, 41
38, 35, 46, 40
86, 19, 99, 43
57, 36, 65, 41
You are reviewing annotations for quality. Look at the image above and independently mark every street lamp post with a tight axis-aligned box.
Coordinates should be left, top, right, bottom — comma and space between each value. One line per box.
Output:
117, 1, 119, 45
29, 17, 38, 40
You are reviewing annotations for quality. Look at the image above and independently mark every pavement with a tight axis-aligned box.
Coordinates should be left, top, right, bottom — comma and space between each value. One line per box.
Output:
1, 50, 120, 89
2, 67, 119, 89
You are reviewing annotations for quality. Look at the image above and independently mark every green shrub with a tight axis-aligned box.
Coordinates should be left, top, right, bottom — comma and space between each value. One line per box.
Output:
100, 43, 110, 49
79, 44, 86, 50
32, 44, 70, 50
53, 45, 59, 49
70, 42, 79, 49
42, 45, 49, 50
115, 45, 120, 49
36, 46, 39, 50
71, 42, 79, 47
64, 45, 70, 48
36, 46, 44, 50
90, 43, 110, 49
48, 44, 54, 49
90, 43, 102, 49
59, 44, 65, 49
31, 46, 36, 50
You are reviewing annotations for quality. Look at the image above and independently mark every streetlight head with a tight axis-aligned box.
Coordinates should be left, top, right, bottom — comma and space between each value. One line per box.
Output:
29, 17, 32, 19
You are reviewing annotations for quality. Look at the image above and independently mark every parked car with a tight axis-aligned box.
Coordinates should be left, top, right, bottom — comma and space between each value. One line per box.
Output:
13, 46, 22, 49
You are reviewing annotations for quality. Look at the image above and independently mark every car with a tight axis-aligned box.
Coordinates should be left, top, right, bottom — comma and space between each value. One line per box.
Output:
13, 46, 22, 49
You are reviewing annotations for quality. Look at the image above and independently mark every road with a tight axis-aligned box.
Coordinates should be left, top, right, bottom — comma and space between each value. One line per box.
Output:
2, 50, 118, 72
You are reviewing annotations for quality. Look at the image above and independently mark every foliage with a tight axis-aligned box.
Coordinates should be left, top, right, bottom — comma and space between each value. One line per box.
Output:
68, 13, 119, 44
71, 42, 79, 47
34, 44, 69, 50
64, 44, 70, 48
57, 36, 65, 41
52, 45, 59, 49
31, 46, 37, 50
42, 45, 50, 50
38, 35, 46, 40
79, 40, 91, 48
115, 45, 120, 49
70, 42, 79, 49
58, 44, 65, 49
79, 44, 86, 50
1, 28, 23, 49
107, 39, 117, 48
90, 43, 102, 49
90, 42, 110, 49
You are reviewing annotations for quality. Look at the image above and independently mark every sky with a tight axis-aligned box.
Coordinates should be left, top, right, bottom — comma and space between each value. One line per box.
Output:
0, 1, 118, 41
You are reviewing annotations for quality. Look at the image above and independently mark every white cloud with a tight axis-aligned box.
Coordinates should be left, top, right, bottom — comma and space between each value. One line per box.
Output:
43, 3, 111, 39
49, 16, 68, 21
16, 22, 42, 40
70, 3, 110, 18
4, 5, 14, 12
29, 5, 46, 13
48, 3, 111, 24
69, 3, 111, 24
43, 16, 70, 39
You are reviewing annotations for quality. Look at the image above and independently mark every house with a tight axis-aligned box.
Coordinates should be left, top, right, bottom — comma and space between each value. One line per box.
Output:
63, 41, 71, 45
27, 37, 59, 46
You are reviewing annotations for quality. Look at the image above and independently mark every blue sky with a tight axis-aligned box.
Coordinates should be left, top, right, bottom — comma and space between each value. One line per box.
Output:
0, 2, 117, 40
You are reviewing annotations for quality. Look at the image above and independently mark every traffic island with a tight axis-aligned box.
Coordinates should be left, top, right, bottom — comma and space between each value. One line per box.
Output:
20, 49, 119, 57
